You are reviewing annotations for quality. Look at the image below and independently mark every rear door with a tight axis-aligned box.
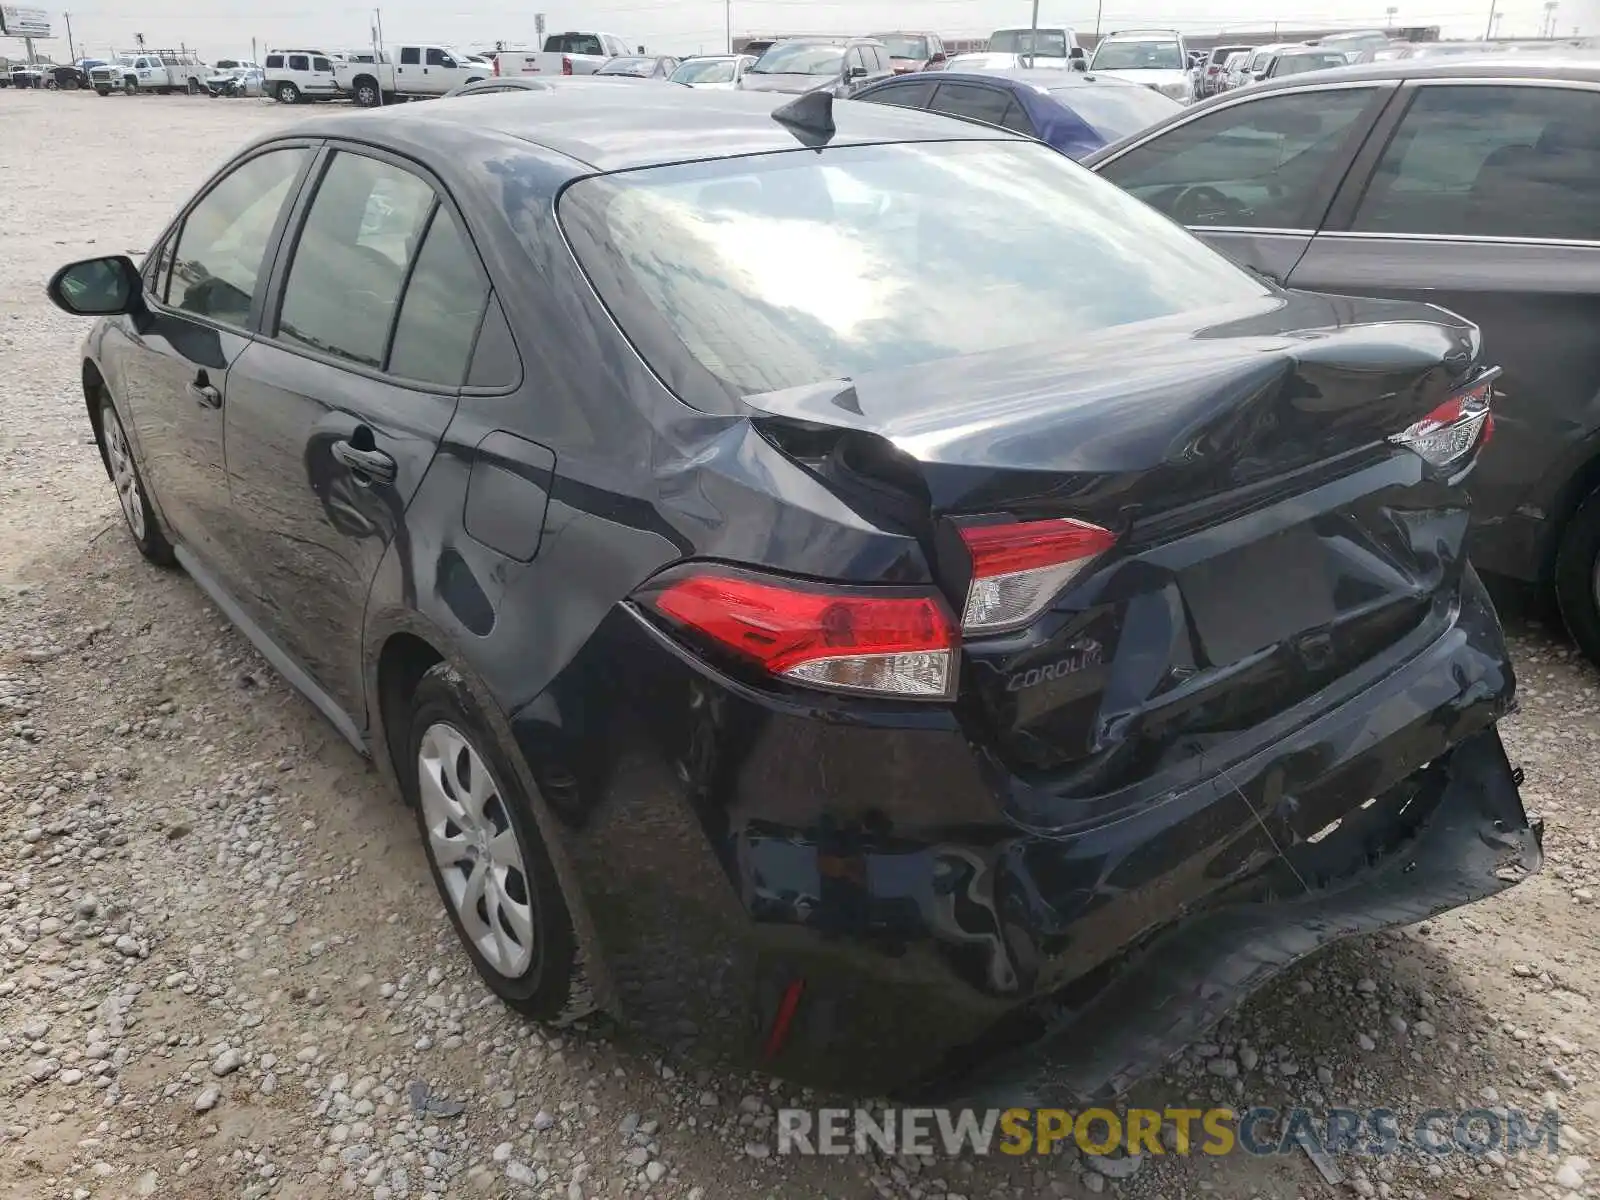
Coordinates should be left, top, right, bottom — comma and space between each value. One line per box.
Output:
222, 145, 491, 721
1090, 80, 1397, 283
1286, 78, 1600, 583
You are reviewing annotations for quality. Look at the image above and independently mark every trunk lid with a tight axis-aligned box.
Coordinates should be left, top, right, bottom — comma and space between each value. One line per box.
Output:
743, 291, 1485, 810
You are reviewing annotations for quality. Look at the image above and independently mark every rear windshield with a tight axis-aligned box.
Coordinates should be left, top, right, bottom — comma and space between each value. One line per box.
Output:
1272, 51, 1350, 74
544, 33, 603, 55
672, 58, 737, 84
1049, 82, 1182, 140
1091, 39, 1185, 70
989, 29, 1070, 57
751, 43, 845, 75
557, 141, 1265, 402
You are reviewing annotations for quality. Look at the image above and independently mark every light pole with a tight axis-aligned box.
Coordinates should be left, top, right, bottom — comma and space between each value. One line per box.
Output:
1543, 1, 1559, 37
725, 0, 731, 54
1484, 0, 1498, 40
1385, 5, 1398, 31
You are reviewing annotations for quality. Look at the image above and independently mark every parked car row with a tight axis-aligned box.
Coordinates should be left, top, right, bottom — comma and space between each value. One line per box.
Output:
43, 74, 1542, 1112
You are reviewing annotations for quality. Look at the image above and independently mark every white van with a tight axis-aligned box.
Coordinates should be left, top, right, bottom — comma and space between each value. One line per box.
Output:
263, 48, 339, 103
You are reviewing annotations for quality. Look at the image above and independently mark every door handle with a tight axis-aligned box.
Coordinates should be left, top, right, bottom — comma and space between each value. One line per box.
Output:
332, 438, 398, 485
187, 374, 221, 408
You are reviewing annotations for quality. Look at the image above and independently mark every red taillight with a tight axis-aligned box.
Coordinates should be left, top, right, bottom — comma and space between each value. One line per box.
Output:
1389, 369, 1500, 469
958, 518, 1118, 636
492, 57, 500, 76
641, 567, 957, 699
562, 55, 573, 75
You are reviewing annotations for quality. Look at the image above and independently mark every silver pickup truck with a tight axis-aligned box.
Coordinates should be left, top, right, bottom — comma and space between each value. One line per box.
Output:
493, 32, 634, 77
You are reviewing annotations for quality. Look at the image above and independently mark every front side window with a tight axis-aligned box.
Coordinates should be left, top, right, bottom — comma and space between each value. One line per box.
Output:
170, 148, 310, 327
1098, 88, 1376, 229
388, 208, 490, 386
313, 56, 332, 71
1351, 85, 1600, 241
557, 140, 1268, 401
426, 47, 453, 67
278, 153, 437, 368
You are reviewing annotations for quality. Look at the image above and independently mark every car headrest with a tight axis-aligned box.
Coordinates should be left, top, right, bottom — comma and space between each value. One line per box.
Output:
1536, 119, 1600, 156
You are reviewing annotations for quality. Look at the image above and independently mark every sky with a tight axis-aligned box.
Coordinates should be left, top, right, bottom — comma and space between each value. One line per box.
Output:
11, 0, 1598, 62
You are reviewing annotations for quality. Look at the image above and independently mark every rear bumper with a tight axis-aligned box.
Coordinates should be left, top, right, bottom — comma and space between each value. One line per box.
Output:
518, 567, 1531, 1096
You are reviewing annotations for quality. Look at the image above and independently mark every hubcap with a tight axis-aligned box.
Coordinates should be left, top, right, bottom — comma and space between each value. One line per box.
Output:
418, 723, 536, 977
104, 412, 146, 541
359, 86, 375, 105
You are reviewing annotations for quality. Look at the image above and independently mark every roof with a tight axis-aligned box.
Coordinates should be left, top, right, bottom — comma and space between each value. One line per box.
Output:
928, 69, 1152, 91
281, 78, 1014, 173
1215, 53, 1600, 96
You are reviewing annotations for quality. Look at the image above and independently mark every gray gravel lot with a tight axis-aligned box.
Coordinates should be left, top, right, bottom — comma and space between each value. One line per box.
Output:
1, 90, 1597, 1200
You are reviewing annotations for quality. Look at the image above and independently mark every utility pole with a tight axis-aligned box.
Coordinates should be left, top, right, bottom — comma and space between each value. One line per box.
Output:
1484, 0, 1497, 40
373, 7, 386, 105
65, 12, 77, 64
1095, 0, 1103, 37
1029, 0, 1039, 56
725, 0, 731, 53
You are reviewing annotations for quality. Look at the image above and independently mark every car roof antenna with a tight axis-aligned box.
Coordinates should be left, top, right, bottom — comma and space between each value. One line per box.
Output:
771, 90, 836, 148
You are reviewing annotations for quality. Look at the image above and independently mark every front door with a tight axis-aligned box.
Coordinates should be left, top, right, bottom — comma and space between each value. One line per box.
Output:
111, 146, 314, 567
1091, 82, 1394, 284
1287, 79, 1600, 584
224, 147, 491, 718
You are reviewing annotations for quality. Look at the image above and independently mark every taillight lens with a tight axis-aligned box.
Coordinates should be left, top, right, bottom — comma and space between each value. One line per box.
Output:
1389, 370, 1500, 469
958, 518, 1118, 636
562, 55, 573, 75
640, 567, 957, 700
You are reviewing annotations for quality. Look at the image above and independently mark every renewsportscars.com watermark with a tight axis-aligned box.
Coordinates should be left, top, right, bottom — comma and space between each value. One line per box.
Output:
775, 1106, 1563, 1158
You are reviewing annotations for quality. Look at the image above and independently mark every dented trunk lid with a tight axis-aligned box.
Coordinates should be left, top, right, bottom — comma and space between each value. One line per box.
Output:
742, 291, 1485, 819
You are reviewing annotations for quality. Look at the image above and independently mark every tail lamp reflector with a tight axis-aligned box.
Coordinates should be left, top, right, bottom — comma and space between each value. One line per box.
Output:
562, 55, 574, 74
646, 570, 957, 699
958, 518, 1118, 635
1389, 371, 1499, 468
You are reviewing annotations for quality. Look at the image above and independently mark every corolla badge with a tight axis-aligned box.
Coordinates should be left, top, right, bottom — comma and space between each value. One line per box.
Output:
1005, 640, 1104, 691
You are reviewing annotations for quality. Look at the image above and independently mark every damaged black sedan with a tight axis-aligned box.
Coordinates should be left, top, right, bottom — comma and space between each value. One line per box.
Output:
46, 80, 1540, 1104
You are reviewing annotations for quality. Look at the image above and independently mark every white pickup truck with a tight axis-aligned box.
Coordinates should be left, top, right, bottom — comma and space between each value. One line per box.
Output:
335, 44, 490, 106
89, 50, 211, 95
493, 32, 634, 78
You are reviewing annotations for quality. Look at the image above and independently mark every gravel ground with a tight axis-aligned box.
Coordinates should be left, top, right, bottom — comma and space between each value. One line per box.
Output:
2, 90, 1598, 1200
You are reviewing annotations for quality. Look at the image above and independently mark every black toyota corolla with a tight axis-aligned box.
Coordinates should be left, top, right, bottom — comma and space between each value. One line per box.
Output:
48, 80, 1540, 1104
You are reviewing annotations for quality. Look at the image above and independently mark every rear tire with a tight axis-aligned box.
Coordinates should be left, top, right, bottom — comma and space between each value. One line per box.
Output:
97, 396, 174, 567
352, 75, 380, 106
1555, 489, 1600, 668
276, 81, 300, 103
403, 665, 587, 1022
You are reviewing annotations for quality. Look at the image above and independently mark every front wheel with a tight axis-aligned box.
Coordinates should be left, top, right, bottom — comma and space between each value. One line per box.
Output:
122, 77, 137, 95
98, 397, 174, 566
404, 665, 585, 1021
95, 86, 111, 96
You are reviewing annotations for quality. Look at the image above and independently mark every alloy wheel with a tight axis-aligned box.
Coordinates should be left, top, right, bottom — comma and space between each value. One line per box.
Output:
417, 722, 537, 977
103, 411, 146, 541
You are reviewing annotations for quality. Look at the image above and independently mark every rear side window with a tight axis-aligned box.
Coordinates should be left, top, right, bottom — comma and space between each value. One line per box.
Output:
400, 47, 421, 65
289, 55, 309, 71
278, 153, 436, 368
1098, 88, 1376, 229
930, 82, 1015, 130
1351, 85, 1600, 241
860, 80, 936, 109
388, 208, 490, 386
169, 148, 310, 327
557, 140, 1267, 402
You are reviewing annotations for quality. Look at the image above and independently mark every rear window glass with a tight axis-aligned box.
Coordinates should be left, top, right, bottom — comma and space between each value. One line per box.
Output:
557, 141, 1266, 402
1048, 82, 1182, 140
544, 33, 603, 55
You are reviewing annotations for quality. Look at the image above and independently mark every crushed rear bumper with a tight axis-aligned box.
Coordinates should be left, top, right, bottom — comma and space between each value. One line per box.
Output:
936, 725, 1542, 1106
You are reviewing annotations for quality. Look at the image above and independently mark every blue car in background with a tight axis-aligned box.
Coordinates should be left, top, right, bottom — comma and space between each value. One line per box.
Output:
852, 69, 1183, 159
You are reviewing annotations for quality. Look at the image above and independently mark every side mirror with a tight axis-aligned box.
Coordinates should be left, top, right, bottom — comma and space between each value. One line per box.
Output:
1070, 46, 1086, 59
1071, 57, 1088, 71
848, 64, 868, 79
930, 51, 947, 63
47, 255, 141, 317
